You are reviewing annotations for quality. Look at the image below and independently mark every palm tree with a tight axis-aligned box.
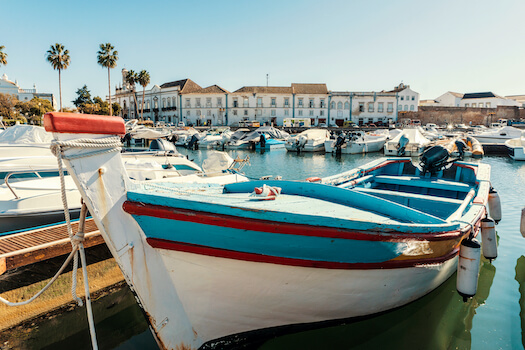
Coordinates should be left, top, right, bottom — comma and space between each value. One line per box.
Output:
125, 70, 139, 118
137, 70, 150, 120
0, 45, 7, 69
97, 43, 118, 116
46, 43, 71, 112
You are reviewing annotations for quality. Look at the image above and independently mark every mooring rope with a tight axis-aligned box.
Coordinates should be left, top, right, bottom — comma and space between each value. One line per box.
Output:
0, 136, 121, 350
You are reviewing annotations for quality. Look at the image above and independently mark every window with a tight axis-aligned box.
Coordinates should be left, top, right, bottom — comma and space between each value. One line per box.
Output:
271, 110, 276, 116
472, 103, 477, 107
186, 111, 190, 117
486, 102, 491, 108
397, 104, 402, 110
411, 96, 415, 101
465, 103, 470, 107
400, 96, 404, 101
138, 100, 142, 109
185, 98, 191, 108
387, 102, 393, 112
298, 110, 303, 116
320, 99, 325, 108
162, 98, 166, 108
368, 103, 374, 112
337, 102, 342, 109
284, 98, 290, 107
244, 109, 248, 116
309, 98, 314, 108
359, 102, 364, 112
196, 110, 201, 116
331, 101, 336, 109
308, 110, 313, 116
298, 98, 303, 107
153, 100, 158, 109
206, 98, 212, 107
233, 98, 238, 107
271, 98, 276, 107
410, 105, 414, 111
196, 98, 201, 107
257, 97, 263, 107
344, 102, 349, 110
243, 98, 249, 107
167, 99, 171, 108
233, 110, 238, 115
217, 97, 222, 107
320, 110, 324, 116
404, 105, 408, 111
207, 110, 211, 116
146, 100, 150, 109
378, 102, 384, 112
284, 109, 289, 116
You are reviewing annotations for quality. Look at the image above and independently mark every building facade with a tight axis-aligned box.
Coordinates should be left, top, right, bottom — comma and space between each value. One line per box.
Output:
423, 91, 521, 109
112, 70, 418, 127
0, 73, 56, 108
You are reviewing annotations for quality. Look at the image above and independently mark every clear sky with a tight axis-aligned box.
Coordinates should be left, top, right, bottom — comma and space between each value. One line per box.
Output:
2, 0, 525, 108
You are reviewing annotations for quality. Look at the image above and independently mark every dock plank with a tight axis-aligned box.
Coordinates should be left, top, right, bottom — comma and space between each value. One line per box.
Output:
0, 218, 103, 274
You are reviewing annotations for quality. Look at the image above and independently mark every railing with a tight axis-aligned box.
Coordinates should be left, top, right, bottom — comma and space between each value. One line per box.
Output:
4, 169, 61, 199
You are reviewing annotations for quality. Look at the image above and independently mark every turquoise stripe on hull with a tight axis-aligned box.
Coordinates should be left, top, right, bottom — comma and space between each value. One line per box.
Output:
132, 214, 406, 264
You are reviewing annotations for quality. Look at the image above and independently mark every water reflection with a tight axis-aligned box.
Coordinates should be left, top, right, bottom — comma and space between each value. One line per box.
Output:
515, 255, 525, 347
259, 258, 496, 350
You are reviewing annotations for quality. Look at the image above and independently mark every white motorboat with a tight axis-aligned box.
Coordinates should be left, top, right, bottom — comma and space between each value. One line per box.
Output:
472, 126, 524, 145
324, 131, 387, 154
285, 129, 330, 152
384, 128, 431, 157
505, 136, 525, 160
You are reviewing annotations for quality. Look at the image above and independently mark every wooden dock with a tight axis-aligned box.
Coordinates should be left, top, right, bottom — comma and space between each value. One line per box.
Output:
0, 219, 104, 275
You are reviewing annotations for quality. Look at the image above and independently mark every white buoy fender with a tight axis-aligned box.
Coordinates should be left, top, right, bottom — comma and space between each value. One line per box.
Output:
521, 207, 525, 238
488, 187, 502, 223
457, 238, 481, 301
480, 218, 497, 261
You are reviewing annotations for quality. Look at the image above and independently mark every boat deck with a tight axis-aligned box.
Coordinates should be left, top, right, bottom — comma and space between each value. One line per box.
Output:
0, 218, 103, 275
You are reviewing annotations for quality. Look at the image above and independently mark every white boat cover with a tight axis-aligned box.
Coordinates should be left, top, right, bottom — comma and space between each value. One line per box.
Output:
255, 126, 290, 139
0, 125, 53, 144
297, 128, 331, 139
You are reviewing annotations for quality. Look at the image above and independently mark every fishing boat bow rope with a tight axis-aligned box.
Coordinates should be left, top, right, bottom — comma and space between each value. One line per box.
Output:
0, 136, 122, 350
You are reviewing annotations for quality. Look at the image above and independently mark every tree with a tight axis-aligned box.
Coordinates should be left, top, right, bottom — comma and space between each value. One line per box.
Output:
137, 70, 150, 120
46, 43, 71, 112
97, 43, 118, 116
14, 97, 54, 125
112, 102, 122, 116
0, 45, 7, 69
72, 85, 93, 111
125, 70, 139, 118
0, 93, 18, 118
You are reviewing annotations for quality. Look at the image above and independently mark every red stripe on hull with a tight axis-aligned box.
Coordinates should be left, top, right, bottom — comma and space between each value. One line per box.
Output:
146, 237, 460, 270
123, 201, 466, 242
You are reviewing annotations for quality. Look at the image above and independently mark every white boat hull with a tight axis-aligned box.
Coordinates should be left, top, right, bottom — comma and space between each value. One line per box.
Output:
325, 137, 386, 154
158, 248, 458, 343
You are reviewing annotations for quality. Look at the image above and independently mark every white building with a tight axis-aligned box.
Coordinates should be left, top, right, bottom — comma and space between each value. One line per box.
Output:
0, 73, 56, 108
112, 72, 418, 127
434, 91, 464, 107
460, 92, 520, 108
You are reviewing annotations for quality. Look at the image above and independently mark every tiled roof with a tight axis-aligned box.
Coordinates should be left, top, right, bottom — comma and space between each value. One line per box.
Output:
192, 85, 230, 94
291, 83, 328, 94
233, 86, 293, 94
160, 79, 202, 93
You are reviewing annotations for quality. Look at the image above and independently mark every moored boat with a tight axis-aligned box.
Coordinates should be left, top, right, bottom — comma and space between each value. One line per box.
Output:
44, 112, 494, 349
324, 131, 387, 154
505, 136, 525, 160
285, 128, 330, 152
384, 128, 431, 157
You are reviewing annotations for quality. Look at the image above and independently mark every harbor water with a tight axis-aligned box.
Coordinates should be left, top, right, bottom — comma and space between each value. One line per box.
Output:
3, 149, 525, 350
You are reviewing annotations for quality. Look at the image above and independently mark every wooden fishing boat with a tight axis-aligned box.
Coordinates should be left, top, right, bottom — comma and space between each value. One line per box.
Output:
44, 112, 493, 349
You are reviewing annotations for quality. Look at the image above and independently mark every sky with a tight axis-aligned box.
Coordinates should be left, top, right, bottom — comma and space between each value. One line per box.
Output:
2, 0, 525, 108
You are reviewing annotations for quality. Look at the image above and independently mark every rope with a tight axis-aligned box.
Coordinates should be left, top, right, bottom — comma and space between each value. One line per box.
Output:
0, 137, 122, 350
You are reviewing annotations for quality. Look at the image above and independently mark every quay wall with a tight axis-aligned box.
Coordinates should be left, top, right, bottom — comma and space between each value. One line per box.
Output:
397, 106, 525, 126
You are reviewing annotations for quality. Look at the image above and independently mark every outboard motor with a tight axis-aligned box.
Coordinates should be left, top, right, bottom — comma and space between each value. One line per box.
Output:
419, 145, 450, 174
396, 134, 409, 156
259, 134, 267, 148
187, 134, 199, 150
122, 133, 132, 147
168, 134, 179, 144
455, 139, 468, 159
335, 133, 346, 155
295, 135, 308, 153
